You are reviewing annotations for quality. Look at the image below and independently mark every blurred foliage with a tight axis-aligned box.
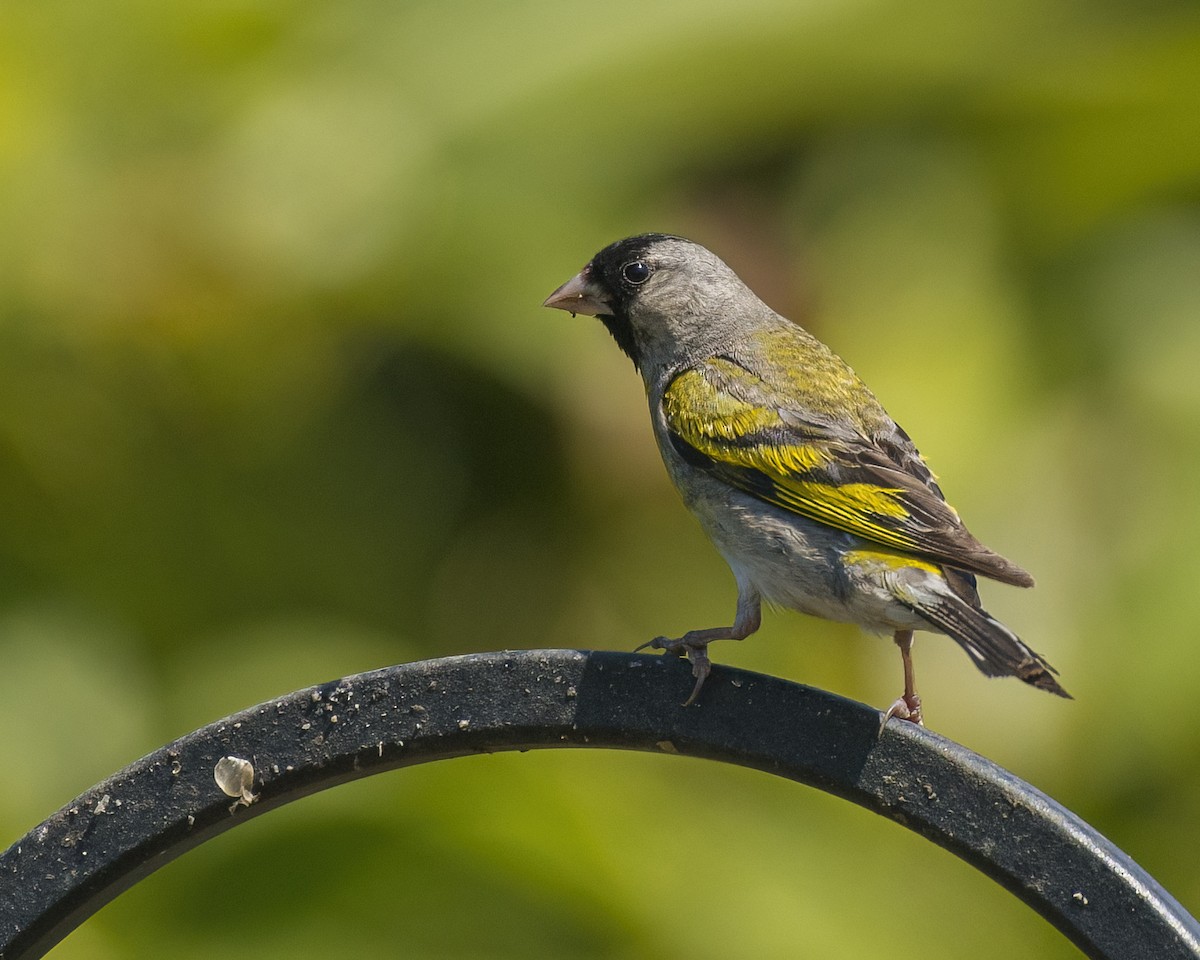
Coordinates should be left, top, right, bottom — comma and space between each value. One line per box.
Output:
1, 0, 1199, 956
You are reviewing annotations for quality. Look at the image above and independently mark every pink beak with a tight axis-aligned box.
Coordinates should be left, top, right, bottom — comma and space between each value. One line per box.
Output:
543, 269, 611, 317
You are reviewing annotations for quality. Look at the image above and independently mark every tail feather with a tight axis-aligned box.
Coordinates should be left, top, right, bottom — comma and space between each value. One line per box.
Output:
900, 593, 1070, 699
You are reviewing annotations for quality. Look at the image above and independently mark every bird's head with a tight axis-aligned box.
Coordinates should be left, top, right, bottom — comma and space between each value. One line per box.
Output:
543, 234, 764, 374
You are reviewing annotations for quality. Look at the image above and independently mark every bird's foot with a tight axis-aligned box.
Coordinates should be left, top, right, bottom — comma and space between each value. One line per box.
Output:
634, 635, 713, 706
880, 692, 923, 733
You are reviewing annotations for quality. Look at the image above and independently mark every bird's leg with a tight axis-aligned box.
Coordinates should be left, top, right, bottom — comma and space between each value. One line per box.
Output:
881, 629, 923, 731
635, 588, 761, 706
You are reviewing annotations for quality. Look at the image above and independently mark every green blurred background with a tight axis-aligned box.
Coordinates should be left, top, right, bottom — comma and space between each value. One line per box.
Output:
2, 0, 1199, 956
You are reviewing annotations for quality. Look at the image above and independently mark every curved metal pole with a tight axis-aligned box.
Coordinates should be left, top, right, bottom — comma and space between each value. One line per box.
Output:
1, 650, 1197, 959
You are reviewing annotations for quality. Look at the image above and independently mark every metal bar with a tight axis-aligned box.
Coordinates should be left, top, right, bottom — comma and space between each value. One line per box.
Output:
1, 650, 1196, 959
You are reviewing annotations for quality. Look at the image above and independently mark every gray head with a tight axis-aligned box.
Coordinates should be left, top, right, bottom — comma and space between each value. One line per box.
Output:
543, 234, 772, 374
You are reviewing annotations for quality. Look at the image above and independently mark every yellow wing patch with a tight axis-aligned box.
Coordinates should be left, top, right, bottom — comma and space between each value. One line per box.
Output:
663, 364, 834, 474
664, 363, 920, 550
770, 480, 917, 548
844, 548, 940, 576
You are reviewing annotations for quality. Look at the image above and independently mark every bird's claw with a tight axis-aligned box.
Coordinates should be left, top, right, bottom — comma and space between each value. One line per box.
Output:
635, 635, 712, 706
634, 635, 686, 657
879, 692, 924, 734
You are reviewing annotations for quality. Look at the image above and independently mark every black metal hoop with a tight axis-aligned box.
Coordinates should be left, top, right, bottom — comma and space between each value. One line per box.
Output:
2, 650, 1197, 959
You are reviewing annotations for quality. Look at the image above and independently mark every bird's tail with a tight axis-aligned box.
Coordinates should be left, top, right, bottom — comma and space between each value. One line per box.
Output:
898, 590, 1070, 698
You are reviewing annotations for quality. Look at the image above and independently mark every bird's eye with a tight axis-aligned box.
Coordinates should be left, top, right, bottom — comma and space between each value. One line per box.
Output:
621, 260, 652, 285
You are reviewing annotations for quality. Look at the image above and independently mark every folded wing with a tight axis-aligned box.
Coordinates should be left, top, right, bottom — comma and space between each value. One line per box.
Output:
662, 356, 1034, 587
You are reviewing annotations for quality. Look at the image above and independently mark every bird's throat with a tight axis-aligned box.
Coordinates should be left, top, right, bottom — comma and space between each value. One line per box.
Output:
597, 313, 641, 370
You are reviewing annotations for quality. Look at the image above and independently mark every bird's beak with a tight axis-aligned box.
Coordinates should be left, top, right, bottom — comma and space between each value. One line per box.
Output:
543, 270, 611, 317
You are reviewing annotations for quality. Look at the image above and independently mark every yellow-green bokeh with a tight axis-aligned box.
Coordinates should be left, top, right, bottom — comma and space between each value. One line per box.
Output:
2, 1, 1199, 956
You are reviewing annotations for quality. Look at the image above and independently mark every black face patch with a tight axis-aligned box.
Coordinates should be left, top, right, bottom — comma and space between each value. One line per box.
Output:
584, 233, 683, 371
587, 233, 678, 317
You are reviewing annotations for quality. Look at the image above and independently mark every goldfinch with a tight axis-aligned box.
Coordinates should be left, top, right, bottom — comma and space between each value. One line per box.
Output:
544, 233, 1068, 725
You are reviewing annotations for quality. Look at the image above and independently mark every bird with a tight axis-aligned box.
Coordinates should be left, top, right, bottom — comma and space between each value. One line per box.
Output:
543, 233, 1069, 726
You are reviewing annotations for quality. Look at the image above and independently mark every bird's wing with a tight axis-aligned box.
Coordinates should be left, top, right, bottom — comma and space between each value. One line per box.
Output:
661, 356, 1033, 586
